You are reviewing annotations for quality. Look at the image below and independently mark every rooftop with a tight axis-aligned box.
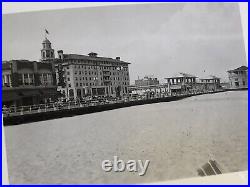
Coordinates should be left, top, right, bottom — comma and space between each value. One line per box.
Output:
42, 38, 51, 44
165, 72, 197, 79
200, 75, 220, 80
228, 66, 248, 73
62, 53, 130, 64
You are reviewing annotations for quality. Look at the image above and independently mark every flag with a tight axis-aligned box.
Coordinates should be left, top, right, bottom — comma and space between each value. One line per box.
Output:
45, 29, 49, 34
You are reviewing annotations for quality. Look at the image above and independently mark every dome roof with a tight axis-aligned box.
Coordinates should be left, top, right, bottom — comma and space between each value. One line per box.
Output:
42, 38, 51, 44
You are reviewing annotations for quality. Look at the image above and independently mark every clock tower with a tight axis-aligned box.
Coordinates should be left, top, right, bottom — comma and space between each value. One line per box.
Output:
41, 37, 55, 62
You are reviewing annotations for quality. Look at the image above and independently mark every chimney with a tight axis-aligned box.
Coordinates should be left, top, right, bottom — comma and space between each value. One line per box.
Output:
57, 50, 64, 60
116, 57, 120, 60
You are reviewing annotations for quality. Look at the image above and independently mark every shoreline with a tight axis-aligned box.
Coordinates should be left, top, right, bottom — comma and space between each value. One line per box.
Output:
3, 89, 246, 126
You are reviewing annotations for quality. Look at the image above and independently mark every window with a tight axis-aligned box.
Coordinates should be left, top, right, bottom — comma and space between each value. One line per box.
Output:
23, 74, 29, 85
75, 77, 78, 81
46, 51, 50, 58
68, 84, 71, 87
76, 83, 78, 87
67, 71, 70, 75
29, 74, 34, 85
243, 81, 246, 86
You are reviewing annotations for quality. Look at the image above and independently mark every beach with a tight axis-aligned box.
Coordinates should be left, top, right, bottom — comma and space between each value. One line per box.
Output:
4, 91, 248, 184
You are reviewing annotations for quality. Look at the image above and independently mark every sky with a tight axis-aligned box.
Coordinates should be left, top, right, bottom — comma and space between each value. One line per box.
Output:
2, 3, 247, 83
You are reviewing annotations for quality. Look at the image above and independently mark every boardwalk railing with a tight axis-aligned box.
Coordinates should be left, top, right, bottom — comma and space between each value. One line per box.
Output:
2, 90, 221, 118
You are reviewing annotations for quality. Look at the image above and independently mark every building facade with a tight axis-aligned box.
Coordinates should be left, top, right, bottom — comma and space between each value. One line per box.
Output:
41, 38, 55, 62
165, 73, 197, 94
198, 75, 221, 91
227, 66, 248, 89
54, 50, 130, 100
135, 76, 159, 87
2, 60, 58, 106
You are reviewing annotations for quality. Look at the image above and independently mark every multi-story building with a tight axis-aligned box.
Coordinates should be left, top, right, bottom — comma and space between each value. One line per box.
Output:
54, 50, 130, 100
165, 72, 197, 94
135, 76, 159, 87
2, 60, 57, 106
198, 75, 221, 91
227, 66, 248, 89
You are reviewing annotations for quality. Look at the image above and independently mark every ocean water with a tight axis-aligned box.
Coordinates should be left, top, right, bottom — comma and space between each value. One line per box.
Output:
4, 91, 248, 184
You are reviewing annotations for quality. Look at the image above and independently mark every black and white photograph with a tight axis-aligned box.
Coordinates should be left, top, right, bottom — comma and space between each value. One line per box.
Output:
2, 2, 248, 184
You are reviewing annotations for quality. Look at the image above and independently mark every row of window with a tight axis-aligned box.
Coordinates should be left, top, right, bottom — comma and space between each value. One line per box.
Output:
42, 50, 54, 58
66, 65, 128, 71
68, 82, 98, 88
67, 70, 129, 77
67, 76, 129, 82
200, 80, 218, 83
168, 79, 195, 84
73, 77, 98, 81
68, 60, 121, 66
2, 73, 53, 87
68, 81, 129, 88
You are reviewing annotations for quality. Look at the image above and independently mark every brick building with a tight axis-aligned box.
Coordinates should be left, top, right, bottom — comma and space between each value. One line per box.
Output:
55, 50, 130, 100
2, 60, 58, 106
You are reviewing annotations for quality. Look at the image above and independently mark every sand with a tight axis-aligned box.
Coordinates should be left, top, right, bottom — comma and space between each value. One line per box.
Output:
4, 91, 248, 184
